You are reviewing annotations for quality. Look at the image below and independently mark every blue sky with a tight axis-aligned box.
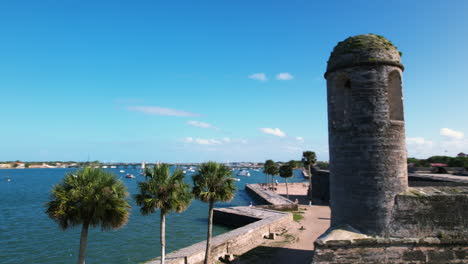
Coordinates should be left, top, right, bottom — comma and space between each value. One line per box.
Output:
1, 0, 467, 162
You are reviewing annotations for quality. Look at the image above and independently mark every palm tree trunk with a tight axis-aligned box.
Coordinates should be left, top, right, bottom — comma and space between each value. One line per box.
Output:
160, 211, 166, 264
77, 221, 89, 264
286, 178, 289, 199
204, 201, 214, 264
308, 164, 312, 198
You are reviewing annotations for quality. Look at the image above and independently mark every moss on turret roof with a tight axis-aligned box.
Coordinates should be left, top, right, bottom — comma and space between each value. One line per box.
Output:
326, 34, 403, 77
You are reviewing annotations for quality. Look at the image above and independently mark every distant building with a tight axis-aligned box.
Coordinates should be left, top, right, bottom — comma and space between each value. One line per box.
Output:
457, 152, 467, 158
14, 162, 25, 168
28, 164, 44, 168
0, 164, 12, 168
430, 163, 447, 167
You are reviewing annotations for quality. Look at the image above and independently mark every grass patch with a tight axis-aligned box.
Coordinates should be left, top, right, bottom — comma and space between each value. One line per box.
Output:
409, 189, 424, 197
293, 212, 304, 222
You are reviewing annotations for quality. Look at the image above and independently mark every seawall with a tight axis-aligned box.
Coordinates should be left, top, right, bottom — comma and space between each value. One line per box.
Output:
143, 183, 298, 264
245, 183, 298, 210
144, 206, 291, 264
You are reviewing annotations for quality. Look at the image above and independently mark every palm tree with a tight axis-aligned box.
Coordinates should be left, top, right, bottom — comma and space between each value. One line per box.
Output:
263, 159, 279, 190
192, 162, 237, 264
302, 151, 317, 196
135, 164, 192, 264
279, 164, 293, 199
46, 167, 130, 264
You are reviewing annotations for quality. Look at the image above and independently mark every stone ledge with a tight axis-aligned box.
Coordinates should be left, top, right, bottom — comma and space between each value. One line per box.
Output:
144, 206, 292, 264
245, 183, 298, 210
315, 225, 468, 248
313, 227, 468, 264
390, 186, 468, 238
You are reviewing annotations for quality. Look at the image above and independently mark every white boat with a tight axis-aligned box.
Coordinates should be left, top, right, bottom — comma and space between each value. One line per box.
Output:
110, 166, 116, 169
125, 174, 135, 179
236, 169, 250, 177
119, 170, 125, 173
187, 167, 196, 172
102, 165, 108, 168
233, 178, 240, 181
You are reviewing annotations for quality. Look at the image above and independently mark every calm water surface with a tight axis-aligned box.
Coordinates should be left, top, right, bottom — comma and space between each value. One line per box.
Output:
0, 167, 306, 264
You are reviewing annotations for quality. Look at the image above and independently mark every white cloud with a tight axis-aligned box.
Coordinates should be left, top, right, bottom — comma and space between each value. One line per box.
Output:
222, 137, 231, 143
187, 120, 219, 130
406, 137, 430, 145
128, 106, 200, 117
236, 139, 248, 144
276, 72, 294, 80
440, 128, 464, 140
296, 136, 304, 142
260, 128, 286, 137
248, 73, 267, 82
183, 137, 222, 145
195, 138, 222, 145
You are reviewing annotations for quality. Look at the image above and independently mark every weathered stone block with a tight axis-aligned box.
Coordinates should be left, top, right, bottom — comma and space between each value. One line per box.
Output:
453, 249, 466, 260
314, 251, 335, 262
427, 250, 454, 263
390, 186, 468, 238
402, 250, 425, 261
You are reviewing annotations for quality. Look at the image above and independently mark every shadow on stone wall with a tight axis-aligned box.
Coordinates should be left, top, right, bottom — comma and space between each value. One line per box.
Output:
232, 246, 314, 264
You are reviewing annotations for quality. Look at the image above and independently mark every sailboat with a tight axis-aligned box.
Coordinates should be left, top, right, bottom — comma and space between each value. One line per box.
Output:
140, 161, 146, 176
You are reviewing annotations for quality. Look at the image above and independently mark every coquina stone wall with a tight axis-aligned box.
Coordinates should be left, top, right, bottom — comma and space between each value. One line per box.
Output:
313, 238, 468, 264
311, 167, 330, 204
326, 35, 408, 236
313, 34, 468, 264
389, 187, 468, 238
144, 210, 291, 264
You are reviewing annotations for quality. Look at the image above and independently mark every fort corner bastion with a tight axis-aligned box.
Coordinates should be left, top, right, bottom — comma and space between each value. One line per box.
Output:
326, 34, 407, 236
312, 34, 468, 264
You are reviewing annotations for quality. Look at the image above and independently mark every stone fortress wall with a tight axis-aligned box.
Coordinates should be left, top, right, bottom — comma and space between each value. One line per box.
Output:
325, 34, 407, 236
312, 34, 468, 264
144, 184, 295, 264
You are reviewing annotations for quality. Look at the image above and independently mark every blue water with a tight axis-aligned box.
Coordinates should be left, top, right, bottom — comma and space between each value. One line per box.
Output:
0, 167, 306, 264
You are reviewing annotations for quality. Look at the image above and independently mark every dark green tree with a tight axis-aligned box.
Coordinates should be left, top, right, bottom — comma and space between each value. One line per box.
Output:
315, 161, 329, 170
192, 162, 237, 264
135, 164, 192, 264
46, 168, 130, 264
288, 160, 297, 169
448, 157, 468, 167
427, 156, 451, 165
279, 164, 293, 199
263, 159, 279, 189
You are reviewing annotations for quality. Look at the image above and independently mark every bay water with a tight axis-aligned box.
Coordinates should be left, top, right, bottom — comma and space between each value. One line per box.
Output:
0, 167, 306, 264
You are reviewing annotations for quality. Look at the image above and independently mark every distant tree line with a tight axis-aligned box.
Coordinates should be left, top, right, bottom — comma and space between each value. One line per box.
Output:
273, 160, 329, 170
1, 160, 102, 168
408, 156, 468, 167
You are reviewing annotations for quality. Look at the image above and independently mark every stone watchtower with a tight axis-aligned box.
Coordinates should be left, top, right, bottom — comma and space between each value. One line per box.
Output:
325, 34, 408, 236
